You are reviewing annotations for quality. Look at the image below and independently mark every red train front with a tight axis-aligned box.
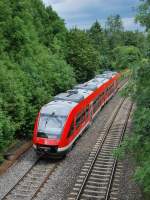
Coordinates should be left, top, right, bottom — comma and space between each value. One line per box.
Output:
33, 71, 120, 157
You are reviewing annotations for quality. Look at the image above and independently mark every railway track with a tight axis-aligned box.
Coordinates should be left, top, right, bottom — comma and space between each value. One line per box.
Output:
1, 159, 58, 200
67, 98, 133, 200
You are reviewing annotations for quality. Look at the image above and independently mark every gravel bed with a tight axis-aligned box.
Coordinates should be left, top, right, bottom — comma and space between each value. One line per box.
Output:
34, 95, 121, 200
0, 147, 37, 199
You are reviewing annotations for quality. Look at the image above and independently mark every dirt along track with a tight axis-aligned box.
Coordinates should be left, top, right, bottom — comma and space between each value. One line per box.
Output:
0, 80, 130, 200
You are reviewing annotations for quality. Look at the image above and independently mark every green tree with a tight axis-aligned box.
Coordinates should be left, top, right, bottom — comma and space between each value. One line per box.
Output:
123, 31, 146, 53
88, 21, 107, 53
105, 14, 124, 49
106, 14, 124, 32
88, 21, 111, 69
130, 62, 150, 197
67, 28, 101, 82
112, 46, 141, 69
145, 31, 150, 58
117, 1, 150, 196
136, 0, 150, 31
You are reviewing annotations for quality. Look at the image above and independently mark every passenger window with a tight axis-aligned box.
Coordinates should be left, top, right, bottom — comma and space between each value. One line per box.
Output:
68, 121, 74, 137
76, 109, 86, 128
93, 96, 100, 113
101, 92, 104, 99
86, 106, 89, 118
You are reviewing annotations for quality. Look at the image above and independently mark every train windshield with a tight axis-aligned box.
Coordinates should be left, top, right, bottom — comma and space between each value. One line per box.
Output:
38, 113, 66, 136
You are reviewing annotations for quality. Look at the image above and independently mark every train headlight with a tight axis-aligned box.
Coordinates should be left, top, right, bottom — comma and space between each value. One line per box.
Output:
33, 144, 37, 149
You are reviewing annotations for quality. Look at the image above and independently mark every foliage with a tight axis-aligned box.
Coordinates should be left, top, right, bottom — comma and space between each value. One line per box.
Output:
112, 46, 141, 69
0, 0, 75, 152
88, 21, 111, 69
106, 14, 124, 32
136, 0, 150, 31
105, 14, 124, 50
123, 31, 146, 55
88, 21, 108, 54
112, 2, 150, 194
116, 61, 150, 196
66, 28, 101, 82
132, 72, 150, 195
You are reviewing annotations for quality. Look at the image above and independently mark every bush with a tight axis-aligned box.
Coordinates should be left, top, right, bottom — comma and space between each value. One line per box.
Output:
112, 46, 141, 70
117, 61, 150, 196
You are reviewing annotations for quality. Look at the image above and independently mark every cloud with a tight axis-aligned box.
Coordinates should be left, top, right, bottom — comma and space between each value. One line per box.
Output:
43, 0, 142, 30
122, 17, 144, 31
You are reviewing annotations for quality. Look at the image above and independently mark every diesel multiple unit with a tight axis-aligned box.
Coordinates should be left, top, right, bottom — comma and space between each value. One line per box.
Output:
33, 71, 120, 156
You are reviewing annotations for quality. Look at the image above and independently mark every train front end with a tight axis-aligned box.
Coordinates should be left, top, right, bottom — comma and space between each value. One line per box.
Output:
33, 100, 76, 157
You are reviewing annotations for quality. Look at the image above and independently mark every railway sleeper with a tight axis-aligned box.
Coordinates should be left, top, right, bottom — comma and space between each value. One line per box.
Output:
92, 169, 110, 174
7, 192, 31, 198
90, 173, 111, 179
89, 176, 109, 181
96, 157, 114, 161
95, 160, 114, 165
94, 163, 113, 168
87, 180, 108, 186
104, 140, 120, 144
83, 188, 106, 194
81, 193, 105, 199
86, 184, 107, 190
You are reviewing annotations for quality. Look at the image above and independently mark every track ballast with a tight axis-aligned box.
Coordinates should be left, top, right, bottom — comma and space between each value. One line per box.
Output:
2, 159, 57, 200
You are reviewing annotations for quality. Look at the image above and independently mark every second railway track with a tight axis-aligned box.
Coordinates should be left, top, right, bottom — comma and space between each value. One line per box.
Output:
68, 98, 133, 200
2, 159, 58, 200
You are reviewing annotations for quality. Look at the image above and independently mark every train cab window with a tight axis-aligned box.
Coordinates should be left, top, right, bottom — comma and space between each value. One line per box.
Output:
68, 120, 74, 138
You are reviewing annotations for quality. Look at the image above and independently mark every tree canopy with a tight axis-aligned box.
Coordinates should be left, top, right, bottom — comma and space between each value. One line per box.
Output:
112, 46, 141, 69
0, 0, 75, 153
67, 28, 101, 82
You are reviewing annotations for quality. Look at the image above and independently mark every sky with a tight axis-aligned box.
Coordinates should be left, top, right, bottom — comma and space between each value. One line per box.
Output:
43, 0, 143, 31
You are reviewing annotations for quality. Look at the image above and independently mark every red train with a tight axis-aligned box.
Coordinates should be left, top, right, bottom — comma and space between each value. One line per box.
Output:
33, 71, 120, 157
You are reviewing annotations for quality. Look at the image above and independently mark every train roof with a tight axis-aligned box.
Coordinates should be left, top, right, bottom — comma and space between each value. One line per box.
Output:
103, 70, 117, 74
96, 73, 114, 79
96, 71, 118, 79
88, 77, 108, 87
54, 91, 84, 103
67, 89, 93, 98
74, 82, 98, 91
38, 70, 119, 119
40, 100, 77, 116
